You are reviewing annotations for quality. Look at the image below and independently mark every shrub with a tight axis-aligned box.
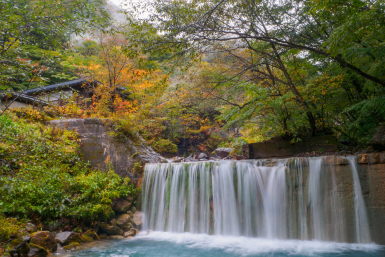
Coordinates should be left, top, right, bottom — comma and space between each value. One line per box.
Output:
0, 113, 137, 222
151, 138, 178, 153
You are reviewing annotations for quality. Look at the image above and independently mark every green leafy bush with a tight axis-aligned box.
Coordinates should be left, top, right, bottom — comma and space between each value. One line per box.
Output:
151, 138, 178, 153
0, 113, 137, 222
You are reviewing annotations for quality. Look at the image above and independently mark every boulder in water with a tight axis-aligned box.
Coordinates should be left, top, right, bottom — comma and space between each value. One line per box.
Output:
55, 231, 82, 246
112, 199, 132, 213
30, 231, 57, 253
215, 148, 232, 158
123, 228, 138, 237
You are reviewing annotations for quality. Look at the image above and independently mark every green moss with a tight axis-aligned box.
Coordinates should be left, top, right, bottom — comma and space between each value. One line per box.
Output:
29, 243, 46, 251
63, 245, 74, 250
81, 235, 94, 242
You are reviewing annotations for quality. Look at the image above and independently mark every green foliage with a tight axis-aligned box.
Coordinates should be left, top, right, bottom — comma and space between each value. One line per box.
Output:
219, 137, 248, 156
0, 215, 26, 242
339, 96, 385, 144
151, 138, 178, 153
0, 0, 110, 91
0, 113, 137, 222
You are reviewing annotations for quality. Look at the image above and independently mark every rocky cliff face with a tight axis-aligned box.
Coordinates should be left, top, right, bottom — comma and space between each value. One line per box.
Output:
47, 118, 167, 185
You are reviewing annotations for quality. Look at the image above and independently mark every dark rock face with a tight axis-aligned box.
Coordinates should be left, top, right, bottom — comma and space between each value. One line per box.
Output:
123, 228, 138, 237
30, 231, 57, 253
55, 232, 82, 246
47, 118, 167, 185
372, 125, 385, 151
113, 200, 132, 213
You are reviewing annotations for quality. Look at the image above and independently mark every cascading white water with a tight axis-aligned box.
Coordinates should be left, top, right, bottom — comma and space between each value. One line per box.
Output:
347, 156, 371, 243
142, 157, 371, 243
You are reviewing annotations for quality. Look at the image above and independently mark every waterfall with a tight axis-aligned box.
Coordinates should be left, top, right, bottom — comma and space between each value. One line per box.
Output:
347, 156, 371, 243
142, 157, 371, 243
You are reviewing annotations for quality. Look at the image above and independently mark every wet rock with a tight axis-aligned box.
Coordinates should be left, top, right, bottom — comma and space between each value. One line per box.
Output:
110, 236, 124, 239
15, 241, 30, 257
336, 156, 348, 165
358, 154, 368, 164
55, 231, 82, 246
112, 199, 132, 213
28, 243, 49, 257
99, 223, 124, 236
198, 153, 208, 159
132, 212, 143, 228
215, 148, 232, 158
123, 228, 138, 237
30, 231, 57, 253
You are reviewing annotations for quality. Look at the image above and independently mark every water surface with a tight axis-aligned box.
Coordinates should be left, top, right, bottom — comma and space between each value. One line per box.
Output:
57, 232, 384, 257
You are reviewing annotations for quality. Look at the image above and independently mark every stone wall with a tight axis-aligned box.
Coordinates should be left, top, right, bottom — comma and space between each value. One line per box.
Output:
47, 118, 166, 186
319, 154, 385, 244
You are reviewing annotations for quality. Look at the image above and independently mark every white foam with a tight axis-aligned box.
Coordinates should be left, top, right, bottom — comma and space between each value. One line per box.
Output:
137, 231, 382, 256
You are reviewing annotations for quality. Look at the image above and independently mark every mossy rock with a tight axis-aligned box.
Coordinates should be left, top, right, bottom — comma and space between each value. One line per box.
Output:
81, 235, 94, 243
63, 245, 74, 250
28, 243, 49, 257
69, 242, 80, 247
98, 234, 108, 240
10, 238, 23, 247
55, 231, 82, 246
82, 229, 99, 240
30, 231, 57, 253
